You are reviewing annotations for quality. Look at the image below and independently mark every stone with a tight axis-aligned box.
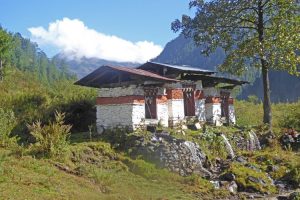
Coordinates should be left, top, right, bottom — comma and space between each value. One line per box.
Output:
288, 192, 300, 200
235, 156, 247, 164
195, 122, 202, 130
96, 125, 105, 135
181, 125, 188, 130
210, 181, 220, 189
220, 173, 236, 181
247, 176, 266, 185
245, 163, 262, 172
267, 165, 279, 172
228, 181, 238, 194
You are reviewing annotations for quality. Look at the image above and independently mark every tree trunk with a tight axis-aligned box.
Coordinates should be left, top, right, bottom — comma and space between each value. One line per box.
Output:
258, 0, 272, 130
261, 60, 272, 126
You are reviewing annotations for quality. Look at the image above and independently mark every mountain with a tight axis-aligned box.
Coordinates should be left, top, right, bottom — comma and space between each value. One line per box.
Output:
153, 35, 300, 102
52, 53, 139, 78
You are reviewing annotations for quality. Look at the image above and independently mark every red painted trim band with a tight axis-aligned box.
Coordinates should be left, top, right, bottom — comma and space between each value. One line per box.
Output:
96, 95, 168, 105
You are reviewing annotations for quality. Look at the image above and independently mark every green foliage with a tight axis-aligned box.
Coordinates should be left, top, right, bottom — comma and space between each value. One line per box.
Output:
173, 0, 300, 126
0, 28, 12, 59
4, 31, 75, 84
173, 0, 299, 76
228, 162, 277, 194
279, 105, 300, 130
288, 165, 300, 185
0, 28, 12, 81
27, 111, 72, 158
247, 95, 260, 104
0, 108, 18, 148
235, 100, 300, 133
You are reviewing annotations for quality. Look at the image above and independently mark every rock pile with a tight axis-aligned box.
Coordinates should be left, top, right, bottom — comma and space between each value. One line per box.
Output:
131, 132, 211, 177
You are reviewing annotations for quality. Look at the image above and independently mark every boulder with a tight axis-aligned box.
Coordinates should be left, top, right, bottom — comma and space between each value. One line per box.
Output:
220, 173, 236, 181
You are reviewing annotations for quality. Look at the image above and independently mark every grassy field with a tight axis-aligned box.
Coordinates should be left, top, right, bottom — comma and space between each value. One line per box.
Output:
0, 138, 229, 200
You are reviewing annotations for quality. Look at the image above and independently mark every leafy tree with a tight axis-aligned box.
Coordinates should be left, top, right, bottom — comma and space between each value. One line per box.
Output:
0, 28, 12, 81
172, 0, 300, 130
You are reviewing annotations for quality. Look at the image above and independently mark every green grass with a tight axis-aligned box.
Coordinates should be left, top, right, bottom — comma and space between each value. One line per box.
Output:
0, 140, 230, 200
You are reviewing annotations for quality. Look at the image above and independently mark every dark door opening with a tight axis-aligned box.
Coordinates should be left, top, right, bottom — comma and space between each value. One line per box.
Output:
183, 90, 195, 116
220, 91, 230, 123
144, 88, 158, 119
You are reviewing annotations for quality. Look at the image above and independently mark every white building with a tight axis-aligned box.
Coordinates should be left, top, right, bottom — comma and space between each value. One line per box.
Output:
76, 62, 247, 132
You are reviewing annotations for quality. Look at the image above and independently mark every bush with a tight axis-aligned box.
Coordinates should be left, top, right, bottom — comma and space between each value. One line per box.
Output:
27, 111, 72, 158
288, 165, 300, 186
280, 106, 300, 131
0, 108, 18, 148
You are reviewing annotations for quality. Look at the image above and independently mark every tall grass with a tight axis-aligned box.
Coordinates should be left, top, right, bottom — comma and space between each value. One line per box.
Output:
27, 111, 72, 158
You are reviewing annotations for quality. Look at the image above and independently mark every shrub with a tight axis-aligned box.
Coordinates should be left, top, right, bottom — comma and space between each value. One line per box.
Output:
288, 165, 300, 186
27, 111, 72, 158
279, 106, 300, 131
0, 108, 18, 148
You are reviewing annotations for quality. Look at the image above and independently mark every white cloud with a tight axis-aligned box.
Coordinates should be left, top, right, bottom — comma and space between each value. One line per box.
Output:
28, 18, 163, 63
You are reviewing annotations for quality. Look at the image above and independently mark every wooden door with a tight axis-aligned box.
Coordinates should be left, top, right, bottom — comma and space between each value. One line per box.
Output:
145, 95, 157, 119
220, 91, 230, 123
183, 90, 195, 116
144, 88, 157, 119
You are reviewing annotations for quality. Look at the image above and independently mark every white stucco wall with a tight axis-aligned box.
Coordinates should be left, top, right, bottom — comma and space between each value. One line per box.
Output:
195, 99, 206, 122
228, 105, 236, 124
132, 103, 145, 128
98, 85, 144, 97
205, 103, 222, 126
96, 104, 134, 130
195, 81, 203, 90
167, 99, 185, 126
157, 103, 169, 127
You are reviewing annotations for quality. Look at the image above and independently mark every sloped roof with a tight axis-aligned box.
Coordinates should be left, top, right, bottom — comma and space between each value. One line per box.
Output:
75, 65, 178, 88
137, 61, 215, 74
182, 74, 249, 87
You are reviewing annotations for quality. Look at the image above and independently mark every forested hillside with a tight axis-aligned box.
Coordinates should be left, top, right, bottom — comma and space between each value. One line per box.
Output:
153, 35, 300, 102
1, 28, 75, 83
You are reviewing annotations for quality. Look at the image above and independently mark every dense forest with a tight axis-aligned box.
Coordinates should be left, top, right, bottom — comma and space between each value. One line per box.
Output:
0, 27, 75, 84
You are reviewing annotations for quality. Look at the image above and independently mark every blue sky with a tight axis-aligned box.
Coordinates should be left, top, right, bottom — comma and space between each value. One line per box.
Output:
0, 0, 193, 61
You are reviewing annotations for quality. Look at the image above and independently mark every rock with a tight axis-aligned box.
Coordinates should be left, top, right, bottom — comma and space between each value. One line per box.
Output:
96, 125, 105, 135
228, 181, 238, 194
256, 155, 267, 163
220, 173, 236, 181
182, 125, 188, 130
210, 181, 220, 189
235, 156, 247, 164
267, 165, 279, 172
195, 122, 202, 130
245, 163, 262, 172
288, 192, 300, 200
277, 196, 289, 200
247, 176, 266, 185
